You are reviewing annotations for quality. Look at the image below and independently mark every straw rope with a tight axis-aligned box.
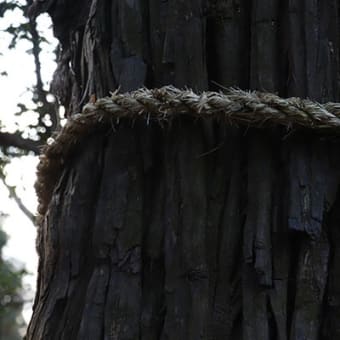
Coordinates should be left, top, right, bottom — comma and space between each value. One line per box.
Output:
35, 85, 340, 224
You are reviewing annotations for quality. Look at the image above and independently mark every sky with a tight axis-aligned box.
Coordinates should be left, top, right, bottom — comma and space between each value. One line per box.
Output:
0, 7, 58, 324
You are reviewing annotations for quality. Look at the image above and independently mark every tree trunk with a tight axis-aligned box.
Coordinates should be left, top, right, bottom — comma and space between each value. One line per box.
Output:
27, 1, 340, 339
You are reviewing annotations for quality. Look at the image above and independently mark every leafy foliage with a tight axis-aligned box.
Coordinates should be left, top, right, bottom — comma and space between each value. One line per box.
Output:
0, 227, 26, 339
0, 1, 20, 18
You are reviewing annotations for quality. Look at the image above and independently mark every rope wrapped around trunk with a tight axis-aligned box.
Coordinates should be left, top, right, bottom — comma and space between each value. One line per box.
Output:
35, 85, 340, 223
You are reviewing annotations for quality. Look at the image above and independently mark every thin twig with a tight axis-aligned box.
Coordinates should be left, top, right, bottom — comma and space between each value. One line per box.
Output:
0, 171, 36, 224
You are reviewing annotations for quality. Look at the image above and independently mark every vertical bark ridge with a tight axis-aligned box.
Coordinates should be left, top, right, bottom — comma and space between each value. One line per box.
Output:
250, 0, 280, 92
109, 0, 148, 92
286, 0, 307, 98
303, 0, 339, 101
268, 141, 290, 340
322, 192, 340, 338
243, 265, 270, 340
138, 123, 165, 340
251, 133, 273, 286
160, 124, 189, 339
286, 0, 340, 100
77, 264, 110, 339
82, 0, 116, 98
211, 129, 243, 339
287, 138, 337, 239
55, 136, 106, 340
207, 0, 251, 89
204, 125, 233, 336
148, 0, 208, 90
102, 127, 144, 340
177, 121, 209, 338
27, 135, 106, 340
87, 127, 139, 339
290, 235, 330, 340
242, 131, 274, 340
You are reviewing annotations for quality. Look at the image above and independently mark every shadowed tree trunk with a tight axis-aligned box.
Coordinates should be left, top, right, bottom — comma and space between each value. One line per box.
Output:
26, 1, 340, 339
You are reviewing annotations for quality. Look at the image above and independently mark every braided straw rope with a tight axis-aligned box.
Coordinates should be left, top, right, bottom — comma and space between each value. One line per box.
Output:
35, 85, 340, 224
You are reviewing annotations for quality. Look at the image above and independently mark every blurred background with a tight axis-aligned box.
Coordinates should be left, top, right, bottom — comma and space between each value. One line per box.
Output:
0, 1, 60, 337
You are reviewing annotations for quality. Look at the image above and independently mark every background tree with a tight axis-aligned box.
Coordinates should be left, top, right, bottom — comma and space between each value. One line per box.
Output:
0, 221, 26, 340
0, 0, 58, 335
26, 0, 340, 339
0, 0, 59, 222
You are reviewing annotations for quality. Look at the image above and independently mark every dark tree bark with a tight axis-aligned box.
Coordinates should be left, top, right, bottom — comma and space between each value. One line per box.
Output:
27, 1, 340, 339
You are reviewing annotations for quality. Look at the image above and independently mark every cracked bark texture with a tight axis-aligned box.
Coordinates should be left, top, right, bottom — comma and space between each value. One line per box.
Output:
27, 0, 340, 339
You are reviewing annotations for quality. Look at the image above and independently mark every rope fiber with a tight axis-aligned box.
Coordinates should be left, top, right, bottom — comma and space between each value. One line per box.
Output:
35, 85, 340, 224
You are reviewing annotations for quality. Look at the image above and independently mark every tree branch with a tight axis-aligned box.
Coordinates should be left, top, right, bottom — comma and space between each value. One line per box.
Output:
27, 12, 59, 135
0, 172, 36, 225
0, 131, 41, 154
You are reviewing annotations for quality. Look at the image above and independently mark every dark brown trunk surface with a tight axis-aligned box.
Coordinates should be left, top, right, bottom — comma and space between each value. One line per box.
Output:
27, 1, 340, 339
